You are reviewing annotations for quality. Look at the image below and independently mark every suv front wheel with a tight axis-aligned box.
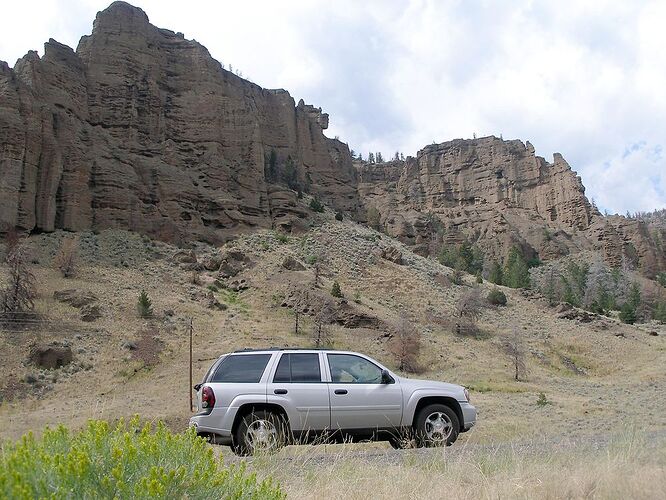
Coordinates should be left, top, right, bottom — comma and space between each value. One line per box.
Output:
233, 410, 287, 456
414, 404, 459, 447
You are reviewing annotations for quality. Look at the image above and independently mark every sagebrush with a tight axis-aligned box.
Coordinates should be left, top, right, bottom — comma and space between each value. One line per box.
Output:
0, 418, 284, 499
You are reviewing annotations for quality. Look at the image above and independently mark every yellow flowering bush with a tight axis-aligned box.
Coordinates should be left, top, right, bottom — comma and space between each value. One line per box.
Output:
0, 417, 284, 499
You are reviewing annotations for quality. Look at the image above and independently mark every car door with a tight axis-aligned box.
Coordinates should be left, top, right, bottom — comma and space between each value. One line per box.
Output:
267, 352, 330, 433
326, 353, 403, 430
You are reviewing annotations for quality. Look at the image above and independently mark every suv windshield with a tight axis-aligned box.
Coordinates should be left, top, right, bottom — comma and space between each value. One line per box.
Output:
209, 354, 271, 383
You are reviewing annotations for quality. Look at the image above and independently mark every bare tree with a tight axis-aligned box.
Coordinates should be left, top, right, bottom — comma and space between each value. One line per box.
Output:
1, 240, 36, 316
311, 251, 327, 289
292, 289, 309, 335
389, 313, 422, 373
312, 300, 334, 348
455, 288, 483, 336
53, 235, 79, 278
504, 328, 528, 381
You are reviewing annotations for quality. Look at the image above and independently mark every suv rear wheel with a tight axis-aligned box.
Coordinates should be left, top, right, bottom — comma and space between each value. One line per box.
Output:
414, 404, 459, 447
233, 410, 287, 456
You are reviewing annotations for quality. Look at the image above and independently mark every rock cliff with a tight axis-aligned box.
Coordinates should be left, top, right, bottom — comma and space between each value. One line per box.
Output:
0, 2, 663, 275
356, 137, 665, 275
0, 1, 357, 244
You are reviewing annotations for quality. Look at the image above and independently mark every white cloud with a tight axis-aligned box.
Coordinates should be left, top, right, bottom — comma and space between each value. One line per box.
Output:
1, 0, 665, 213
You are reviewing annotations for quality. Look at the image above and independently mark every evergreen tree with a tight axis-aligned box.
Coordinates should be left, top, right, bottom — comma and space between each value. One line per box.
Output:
137, 290, 153, 318
488, 261, 504, 285
504, 247, 530, 288
264, 149, 278, 181
368, 152, 375, 163
331, 281, 343, 298
376, 152, 384, 163
283, 156, 299, 190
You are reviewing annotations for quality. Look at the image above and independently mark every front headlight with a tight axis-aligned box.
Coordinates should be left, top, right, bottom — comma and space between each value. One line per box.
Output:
464, 388, 470, 402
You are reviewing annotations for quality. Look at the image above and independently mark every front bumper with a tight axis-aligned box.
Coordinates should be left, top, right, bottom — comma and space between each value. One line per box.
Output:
460, 402, 477, 431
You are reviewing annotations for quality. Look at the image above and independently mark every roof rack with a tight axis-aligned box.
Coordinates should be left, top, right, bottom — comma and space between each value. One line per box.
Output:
232, 347, 339, 353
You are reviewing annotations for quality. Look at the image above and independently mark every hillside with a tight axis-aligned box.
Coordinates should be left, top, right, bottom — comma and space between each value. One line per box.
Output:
1, 205, 665, 445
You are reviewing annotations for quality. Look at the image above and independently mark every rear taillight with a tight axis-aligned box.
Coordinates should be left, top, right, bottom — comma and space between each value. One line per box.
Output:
201, 386, 215, 411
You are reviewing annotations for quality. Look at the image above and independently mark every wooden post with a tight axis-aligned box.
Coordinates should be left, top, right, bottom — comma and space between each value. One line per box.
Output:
189, 317, 193, 412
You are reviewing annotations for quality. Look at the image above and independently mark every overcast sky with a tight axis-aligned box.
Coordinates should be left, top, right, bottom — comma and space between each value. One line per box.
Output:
2, 0, 665, 214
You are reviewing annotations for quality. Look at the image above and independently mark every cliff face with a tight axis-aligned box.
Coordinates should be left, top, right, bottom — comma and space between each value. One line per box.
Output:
0, 2, 663, 274
357, 137, 665, 274
0, 2, 357, 244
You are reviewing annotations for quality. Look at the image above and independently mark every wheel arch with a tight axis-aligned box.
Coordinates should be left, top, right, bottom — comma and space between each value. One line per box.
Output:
412, 396, 464, 431
231, 403, 291, 436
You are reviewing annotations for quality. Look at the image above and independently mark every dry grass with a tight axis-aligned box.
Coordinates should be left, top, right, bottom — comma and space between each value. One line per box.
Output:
242, 430, 666, 499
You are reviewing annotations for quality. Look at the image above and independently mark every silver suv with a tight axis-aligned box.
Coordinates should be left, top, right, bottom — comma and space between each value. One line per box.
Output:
190, 348, 476, 455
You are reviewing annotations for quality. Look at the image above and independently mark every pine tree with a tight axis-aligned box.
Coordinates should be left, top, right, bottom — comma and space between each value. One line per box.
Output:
137, 290, 153, 318
368, 152, 375, 163
331, 281, 343, 298
376, 152, 384, 163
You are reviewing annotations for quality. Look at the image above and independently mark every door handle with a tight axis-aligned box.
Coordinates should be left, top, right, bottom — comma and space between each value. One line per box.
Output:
274, 389, 288, 395
334, 389, 348, 395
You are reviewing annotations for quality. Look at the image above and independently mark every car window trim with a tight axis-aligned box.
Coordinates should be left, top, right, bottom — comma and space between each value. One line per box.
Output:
272, 352, 324, 384
209, 353, 272, 383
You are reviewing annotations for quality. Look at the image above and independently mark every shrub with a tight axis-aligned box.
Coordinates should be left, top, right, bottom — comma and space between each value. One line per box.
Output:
366, 207, 381, 231
390, 314, 422, 373
536, 392, 549, 407
137, 290, 153, 318
331, 281, 343, 298
487, 288, 507, 306
309, 198, 324, 213
0, 418, 284, 499
619, 302, 637, 324
53, 236, 79, 278
305, 254, 318, 265
475, 272, 483, 284
353, 290, 362, 303
1, 239, 36, 315
275, 233, 289, 244
335, 211, 344, 221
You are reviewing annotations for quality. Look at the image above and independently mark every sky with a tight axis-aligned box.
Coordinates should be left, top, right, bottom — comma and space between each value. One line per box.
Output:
1, 0, 665, 215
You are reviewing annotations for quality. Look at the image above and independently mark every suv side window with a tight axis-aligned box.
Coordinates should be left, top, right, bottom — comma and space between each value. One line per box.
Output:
273, 353, 322, 383
210, 354, 271, 383
328, 354, 383, 384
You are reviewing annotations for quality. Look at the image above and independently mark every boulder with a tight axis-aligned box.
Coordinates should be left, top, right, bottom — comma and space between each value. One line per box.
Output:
29, 344, 73, 369
80, 304, 102, 322
53, 289, 98, 308
282, 256, 306, 271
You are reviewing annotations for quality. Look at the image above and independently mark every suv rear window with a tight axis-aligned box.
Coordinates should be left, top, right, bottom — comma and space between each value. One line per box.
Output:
210, 354, 271, 383
273, 353, 321, 383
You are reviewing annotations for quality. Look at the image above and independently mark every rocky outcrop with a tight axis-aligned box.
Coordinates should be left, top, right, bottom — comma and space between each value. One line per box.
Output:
357, 137, 665, 274
0, 2, 357, 244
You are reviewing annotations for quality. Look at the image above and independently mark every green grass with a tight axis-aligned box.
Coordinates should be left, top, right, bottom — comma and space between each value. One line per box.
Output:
0, 418, 283, 499
467, 380, 529, 394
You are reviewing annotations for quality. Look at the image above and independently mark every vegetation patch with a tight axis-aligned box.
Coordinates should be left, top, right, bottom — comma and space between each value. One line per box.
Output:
0, 418, 283, 499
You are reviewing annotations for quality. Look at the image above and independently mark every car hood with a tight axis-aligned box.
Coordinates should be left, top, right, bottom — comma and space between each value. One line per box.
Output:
396, 376, 467, 400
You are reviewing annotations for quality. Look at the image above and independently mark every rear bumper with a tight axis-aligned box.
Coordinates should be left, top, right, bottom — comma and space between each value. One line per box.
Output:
460, 402, 477, 431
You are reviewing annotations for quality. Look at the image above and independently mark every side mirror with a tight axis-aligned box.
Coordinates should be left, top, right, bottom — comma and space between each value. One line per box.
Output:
381, 369, 394, 384
193, 383, 202, 391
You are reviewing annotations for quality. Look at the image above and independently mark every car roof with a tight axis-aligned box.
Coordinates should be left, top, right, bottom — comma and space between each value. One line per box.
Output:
231, 347, 341, 353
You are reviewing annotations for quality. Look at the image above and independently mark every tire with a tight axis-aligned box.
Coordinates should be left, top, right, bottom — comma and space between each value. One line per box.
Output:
232, 410, 287, 456
414, 404, 459, 448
